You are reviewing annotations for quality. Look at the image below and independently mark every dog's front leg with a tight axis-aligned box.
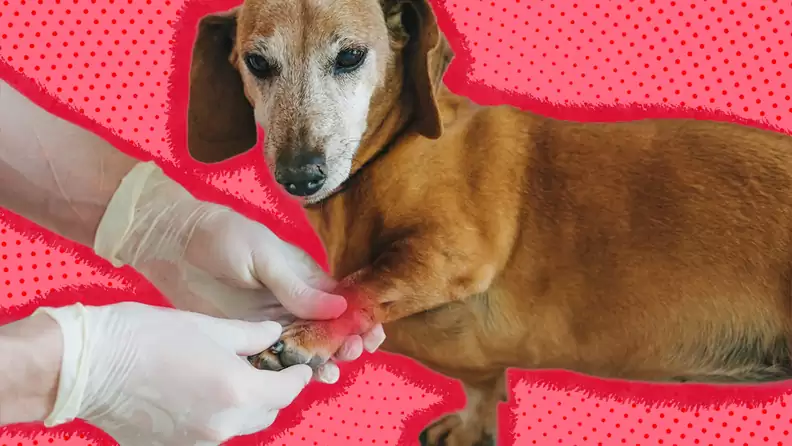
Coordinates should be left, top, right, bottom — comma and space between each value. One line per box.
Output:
249, 234, 499, 371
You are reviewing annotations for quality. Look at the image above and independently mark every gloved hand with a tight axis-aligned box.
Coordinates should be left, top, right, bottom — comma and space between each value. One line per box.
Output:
34, 302, 311, 446
92, 161, 385, 383
0, 80, 381, 383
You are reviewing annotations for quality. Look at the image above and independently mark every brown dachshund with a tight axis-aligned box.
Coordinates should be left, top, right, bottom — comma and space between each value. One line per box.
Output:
185, 0, 792, 444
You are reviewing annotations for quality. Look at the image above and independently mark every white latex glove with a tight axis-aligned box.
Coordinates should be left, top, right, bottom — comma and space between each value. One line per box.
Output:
34, 302, 311, 446
0, 80, 384, 382
93, 162, 386, 383
0, 80, 384, 384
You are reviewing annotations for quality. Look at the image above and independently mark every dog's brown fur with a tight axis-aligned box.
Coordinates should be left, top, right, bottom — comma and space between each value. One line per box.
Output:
186, 0, 792, 444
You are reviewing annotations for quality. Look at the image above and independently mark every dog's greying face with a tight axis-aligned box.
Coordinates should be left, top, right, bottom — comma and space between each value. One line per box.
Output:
186, 0, 448, 202
234, 0, 396, 202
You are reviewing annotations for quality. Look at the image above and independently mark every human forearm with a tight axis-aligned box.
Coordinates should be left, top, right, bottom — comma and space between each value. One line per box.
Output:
0, 313, 62, 425
0, 80, 138, 246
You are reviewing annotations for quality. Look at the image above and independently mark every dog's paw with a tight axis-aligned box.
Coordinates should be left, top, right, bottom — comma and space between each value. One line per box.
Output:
419, 414, 494, 446
248, 320, 343, 371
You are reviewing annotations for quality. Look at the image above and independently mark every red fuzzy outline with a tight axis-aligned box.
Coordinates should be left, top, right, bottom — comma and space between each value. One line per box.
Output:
3, 0, 792, 444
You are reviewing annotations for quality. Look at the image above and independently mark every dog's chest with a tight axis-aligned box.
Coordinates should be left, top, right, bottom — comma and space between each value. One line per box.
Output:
305, 200, 380, 279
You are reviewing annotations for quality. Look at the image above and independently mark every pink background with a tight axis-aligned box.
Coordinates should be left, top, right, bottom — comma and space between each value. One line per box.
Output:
2, 0, 792, 445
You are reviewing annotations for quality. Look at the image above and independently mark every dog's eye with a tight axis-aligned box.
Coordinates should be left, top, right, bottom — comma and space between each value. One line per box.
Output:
334, 48, 367, 74
244, 53, 273, 78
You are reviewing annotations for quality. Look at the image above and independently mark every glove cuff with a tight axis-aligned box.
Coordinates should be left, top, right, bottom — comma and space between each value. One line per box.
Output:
93, 161, 159, 267
32, 304, 91, 427
93, 161, 223, 268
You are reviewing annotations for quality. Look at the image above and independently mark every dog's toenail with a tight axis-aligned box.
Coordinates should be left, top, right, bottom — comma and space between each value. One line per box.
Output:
247, 354, 261, 368
269, 340, 285, 354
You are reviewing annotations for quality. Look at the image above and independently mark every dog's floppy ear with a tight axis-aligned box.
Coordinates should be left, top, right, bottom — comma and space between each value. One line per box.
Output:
187, 8, 257, 163
385, 0, 453, 140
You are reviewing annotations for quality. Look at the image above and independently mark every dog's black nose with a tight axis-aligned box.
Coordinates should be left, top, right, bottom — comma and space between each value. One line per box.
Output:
274, 154, 327, 197
278, 171, 326, 197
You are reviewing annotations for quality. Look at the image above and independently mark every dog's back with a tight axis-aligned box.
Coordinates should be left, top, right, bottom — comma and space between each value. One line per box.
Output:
505, 114, 792, 383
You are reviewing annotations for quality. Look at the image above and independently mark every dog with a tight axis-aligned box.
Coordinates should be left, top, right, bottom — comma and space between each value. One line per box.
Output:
185, 0, 792, 444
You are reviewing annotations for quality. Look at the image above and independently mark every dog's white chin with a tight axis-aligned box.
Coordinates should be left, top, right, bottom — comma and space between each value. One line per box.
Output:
301, 188, 335, 205
301, 172, 351, 204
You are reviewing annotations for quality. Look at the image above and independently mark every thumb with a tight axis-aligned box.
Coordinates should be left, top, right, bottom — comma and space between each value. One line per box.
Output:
183, 312, 283, 355
259, 262, 347, 320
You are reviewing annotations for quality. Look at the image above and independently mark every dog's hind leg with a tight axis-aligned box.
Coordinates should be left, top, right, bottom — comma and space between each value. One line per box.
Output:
420, 373, 506, 446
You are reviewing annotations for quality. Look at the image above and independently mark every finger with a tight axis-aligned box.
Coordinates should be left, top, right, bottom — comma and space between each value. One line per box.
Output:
335, 335, 364, 361
279, 240, 338, 291
261, 262, 347, 320
182, 312, 283, 354
302, 268, 338, 293
315, 362, 340, 384
294, 256, 338, 291
232, 320, 283, 356
251, 365, 312, 409
362, 324, 386, 353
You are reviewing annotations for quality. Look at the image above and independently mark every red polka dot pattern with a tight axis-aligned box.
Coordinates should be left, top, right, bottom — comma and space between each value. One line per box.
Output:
248, 365, 442, 446
0, 430, 103, 446
450, 0, 792, 126
0, 221, 130, 309
2, 0, 792, 445
506, 379, 792, 445
0, 0, 181, 156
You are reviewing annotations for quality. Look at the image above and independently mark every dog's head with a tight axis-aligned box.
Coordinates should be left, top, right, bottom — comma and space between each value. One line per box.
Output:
186, 0, 453, 202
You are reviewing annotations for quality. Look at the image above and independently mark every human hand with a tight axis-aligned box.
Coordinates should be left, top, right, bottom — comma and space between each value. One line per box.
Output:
92, 162, 385, 383
34, 302, 311, 445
